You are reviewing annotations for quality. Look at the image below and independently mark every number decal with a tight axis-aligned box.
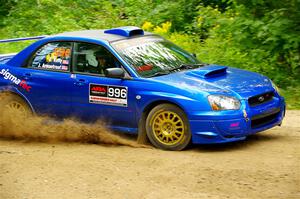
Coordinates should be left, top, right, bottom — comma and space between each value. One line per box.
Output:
108, 87, 114, 97
89, 84, 128, 107
108, 87, 127, 99
121, 89, 127, 99
115, 88, 120, 98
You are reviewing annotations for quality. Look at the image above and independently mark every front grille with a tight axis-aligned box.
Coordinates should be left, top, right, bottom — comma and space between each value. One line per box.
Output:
248, 92, 274, 106
251, 108, 280, 128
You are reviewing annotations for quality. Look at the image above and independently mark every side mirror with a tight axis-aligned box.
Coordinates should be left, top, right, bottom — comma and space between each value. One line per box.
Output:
104, 68, 125, 78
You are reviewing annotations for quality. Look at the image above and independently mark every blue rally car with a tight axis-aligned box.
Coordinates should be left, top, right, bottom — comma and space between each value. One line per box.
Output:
0, 26, 285, 150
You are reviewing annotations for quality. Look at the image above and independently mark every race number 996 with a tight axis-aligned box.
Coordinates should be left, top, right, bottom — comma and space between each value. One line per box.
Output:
108, 86, 127, 99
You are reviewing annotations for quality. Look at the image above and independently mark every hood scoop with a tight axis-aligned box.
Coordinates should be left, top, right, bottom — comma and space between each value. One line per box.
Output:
187, 65, 228, 79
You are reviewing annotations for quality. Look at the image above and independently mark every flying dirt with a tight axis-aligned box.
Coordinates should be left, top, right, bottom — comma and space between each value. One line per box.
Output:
0, 99, 147, 148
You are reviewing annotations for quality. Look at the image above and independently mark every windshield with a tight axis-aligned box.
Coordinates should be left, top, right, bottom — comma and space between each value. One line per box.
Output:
112, 36, 201, 77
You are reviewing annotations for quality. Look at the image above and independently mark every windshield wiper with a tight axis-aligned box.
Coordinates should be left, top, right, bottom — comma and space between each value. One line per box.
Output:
146, 71, 170, 78
169, 63, 207, 73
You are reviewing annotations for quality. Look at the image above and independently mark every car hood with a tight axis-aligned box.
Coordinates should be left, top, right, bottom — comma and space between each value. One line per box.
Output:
152, 65, 274, 99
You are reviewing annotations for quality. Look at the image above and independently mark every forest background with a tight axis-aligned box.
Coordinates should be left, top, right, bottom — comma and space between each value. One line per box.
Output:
0, 0, 299, 108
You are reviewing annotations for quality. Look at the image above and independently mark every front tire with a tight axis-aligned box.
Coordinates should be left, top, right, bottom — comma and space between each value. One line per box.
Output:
146, 104, 191, 151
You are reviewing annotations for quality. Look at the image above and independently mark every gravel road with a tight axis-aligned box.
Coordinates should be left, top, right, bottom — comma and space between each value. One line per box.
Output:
0, 111, 299, 199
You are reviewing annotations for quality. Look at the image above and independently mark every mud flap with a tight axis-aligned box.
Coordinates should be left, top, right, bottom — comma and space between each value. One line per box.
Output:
137, 115, 149, 145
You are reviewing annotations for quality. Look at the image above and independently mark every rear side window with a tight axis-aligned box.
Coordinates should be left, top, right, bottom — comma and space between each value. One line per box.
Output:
30, 42, 72, 72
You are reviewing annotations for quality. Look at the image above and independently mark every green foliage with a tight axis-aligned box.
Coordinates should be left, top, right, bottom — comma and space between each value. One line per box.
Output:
183, 1, 300, 109
0, 0, 299, 108
0, 0, 18, 27
111, 0, 202, 31
0, 41, 34, 54
0, 0, 125, 37
280, 87, 300, 109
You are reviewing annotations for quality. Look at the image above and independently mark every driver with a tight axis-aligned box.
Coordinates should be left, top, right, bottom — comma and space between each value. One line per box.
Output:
83, 49, 109, 74
95, 51, 108, 74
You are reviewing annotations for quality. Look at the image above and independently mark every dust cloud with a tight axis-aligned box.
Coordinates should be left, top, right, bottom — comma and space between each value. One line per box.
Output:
0, 102, 148, 148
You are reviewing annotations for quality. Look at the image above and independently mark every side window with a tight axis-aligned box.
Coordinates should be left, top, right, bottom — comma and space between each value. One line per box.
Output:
30, 42, 72, 72
72, 42, 120, 75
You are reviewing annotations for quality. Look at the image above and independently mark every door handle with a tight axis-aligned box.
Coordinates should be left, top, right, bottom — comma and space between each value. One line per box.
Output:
74, 79, 88, 86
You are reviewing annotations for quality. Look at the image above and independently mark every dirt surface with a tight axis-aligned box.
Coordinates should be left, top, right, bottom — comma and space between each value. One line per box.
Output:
0, 111, 299, 199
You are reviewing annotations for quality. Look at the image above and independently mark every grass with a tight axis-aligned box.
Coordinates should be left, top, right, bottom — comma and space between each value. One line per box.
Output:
280, 87, 300, 110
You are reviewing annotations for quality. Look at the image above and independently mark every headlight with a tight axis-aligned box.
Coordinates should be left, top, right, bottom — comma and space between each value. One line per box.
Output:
208, 95, 241, 111
271, 80, 280, 94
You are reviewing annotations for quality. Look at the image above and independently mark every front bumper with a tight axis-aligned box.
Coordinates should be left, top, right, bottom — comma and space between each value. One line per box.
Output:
188, 96, 285, 144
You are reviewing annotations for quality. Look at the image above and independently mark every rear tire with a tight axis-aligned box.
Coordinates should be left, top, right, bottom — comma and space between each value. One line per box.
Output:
0, 93, 32, 121
146, 104, 191, 151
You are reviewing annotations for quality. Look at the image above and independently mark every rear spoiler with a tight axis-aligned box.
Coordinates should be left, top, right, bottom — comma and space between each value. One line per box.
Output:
0, 36, 46, 43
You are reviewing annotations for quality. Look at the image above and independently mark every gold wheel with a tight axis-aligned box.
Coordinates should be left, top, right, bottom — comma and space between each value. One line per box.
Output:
0, 93, 32, 121
5, 101, 27, 117
152, 111, 185, 145
146, 104, 191, 151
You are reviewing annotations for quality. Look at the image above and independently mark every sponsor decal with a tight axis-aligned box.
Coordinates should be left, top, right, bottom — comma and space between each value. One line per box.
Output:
46, 47, 71, 63
89, 84, 127, 107
61, 65, 68, 71
0, 69, 31, 92
38, 63, 69, 71
62, 60, 69, 65
136, 64, 153, 72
